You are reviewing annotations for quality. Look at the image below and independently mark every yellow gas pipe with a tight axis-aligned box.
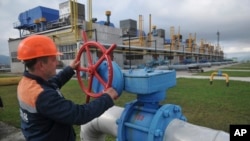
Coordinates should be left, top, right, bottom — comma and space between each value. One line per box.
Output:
87, 0, 93, 39
48, 0, 79, 42
210, 70, 229, 86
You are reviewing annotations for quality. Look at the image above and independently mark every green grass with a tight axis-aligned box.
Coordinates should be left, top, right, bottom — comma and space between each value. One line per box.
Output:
1, 79, 249, 140
0, 85, 20, 126
228, 62, 250, 68
223, 67, 250, 70
165, 78, 250, 132
222, 63, 250, 70
195, 62, 250, 77
0, 63, 250, 140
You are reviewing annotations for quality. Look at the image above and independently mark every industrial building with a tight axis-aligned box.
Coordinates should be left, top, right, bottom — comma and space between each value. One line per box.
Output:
8, 0, 224, 73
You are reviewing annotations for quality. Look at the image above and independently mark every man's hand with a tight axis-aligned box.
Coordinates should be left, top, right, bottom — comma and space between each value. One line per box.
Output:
104, 87, 118, 100
70, 59, 80, 70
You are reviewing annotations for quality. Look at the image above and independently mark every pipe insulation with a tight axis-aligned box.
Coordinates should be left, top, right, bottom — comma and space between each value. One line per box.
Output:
80, 106, 229, 141
164, 119, 229, 141
80, 106, 124, 141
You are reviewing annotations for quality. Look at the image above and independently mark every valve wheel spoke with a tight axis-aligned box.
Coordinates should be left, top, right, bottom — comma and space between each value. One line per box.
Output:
93, 70, 107, 88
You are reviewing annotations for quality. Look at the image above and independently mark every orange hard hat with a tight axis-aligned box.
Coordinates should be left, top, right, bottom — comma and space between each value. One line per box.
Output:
17, 35, 62, 60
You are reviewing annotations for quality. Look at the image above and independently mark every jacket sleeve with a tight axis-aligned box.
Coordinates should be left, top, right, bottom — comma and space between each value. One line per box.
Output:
49, 66, 75, 89
36, 90, 114, 125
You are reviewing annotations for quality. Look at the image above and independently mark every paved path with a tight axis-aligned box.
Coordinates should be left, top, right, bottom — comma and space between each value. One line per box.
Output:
177, 75, 250, 82
176, 64, 250, 82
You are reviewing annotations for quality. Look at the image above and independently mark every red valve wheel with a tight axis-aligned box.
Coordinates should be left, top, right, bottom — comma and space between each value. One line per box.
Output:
76, 41, 116, 103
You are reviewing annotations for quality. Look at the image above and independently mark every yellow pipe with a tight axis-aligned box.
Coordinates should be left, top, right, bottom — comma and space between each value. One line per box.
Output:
188, 33, 192, 50
177, 26, 180, 50
139, 15, 144, 46
48, 0, 79, 42
170, 26, 175, 49
148, 14, 151, 43
87, 0, 92, 39
0, 77, 21, 86
73, 0, 79, 40
194, 32, 196, 50
210, 71, 229, 86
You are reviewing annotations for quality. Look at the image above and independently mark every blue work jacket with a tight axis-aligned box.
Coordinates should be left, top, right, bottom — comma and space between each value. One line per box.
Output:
17, 66, 114, 141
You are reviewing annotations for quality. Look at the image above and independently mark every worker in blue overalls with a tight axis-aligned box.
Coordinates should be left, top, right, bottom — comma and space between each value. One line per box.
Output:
16, 35, 118, 141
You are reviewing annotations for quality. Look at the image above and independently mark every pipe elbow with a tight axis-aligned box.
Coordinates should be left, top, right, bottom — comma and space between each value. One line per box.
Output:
80, 120, 106, 141
80, 106, 124, 141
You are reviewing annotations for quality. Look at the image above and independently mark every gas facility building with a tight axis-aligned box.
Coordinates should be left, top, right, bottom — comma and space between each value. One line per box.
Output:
8, 1, 225, 73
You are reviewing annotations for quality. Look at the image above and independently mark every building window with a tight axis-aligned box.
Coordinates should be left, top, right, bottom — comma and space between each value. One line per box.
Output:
58, 44, 77, 60
10, 51, 20, 62
125, 53, 143, 60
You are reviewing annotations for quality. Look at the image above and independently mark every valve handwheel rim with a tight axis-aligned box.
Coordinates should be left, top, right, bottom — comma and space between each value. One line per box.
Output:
76, 41, 116, 102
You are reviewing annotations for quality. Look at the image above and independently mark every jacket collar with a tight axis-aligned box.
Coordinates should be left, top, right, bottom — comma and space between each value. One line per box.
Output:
23, 71, 47, 84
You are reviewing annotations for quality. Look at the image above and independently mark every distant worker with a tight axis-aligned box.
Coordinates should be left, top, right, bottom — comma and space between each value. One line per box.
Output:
16, 35, 118, 141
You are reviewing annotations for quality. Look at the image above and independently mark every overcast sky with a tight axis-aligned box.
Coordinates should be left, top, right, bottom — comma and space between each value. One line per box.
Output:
0, 0, 249, 58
